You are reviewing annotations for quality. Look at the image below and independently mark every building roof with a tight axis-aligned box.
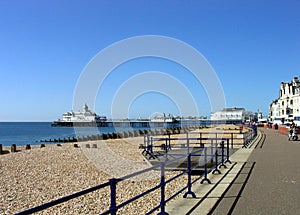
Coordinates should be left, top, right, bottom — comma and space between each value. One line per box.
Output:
219, 107, 245, 112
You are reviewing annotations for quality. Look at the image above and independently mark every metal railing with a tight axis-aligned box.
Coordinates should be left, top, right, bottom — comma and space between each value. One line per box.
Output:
16, 128, 256, 215
142, 128, 257, 158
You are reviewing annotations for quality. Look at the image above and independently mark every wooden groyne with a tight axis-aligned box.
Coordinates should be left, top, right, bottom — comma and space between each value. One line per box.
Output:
39, 126, 204, 143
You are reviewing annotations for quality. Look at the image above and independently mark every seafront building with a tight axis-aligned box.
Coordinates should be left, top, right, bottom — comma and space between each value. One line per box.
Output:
210, 107, 253, 124
269, 77, 300, 125
52, 104, 108, 127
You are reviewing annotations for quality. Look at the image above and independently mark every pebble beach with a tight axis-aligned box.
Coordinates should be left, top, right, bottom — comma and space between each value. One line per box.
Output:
0, 137, 190, 214
0, 125, 245, 214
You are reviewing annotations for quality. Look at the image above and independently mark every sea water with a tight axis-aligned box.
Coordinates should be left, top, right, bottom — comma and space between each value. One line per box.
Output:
0, 122, 149, 146
0, 121, 211, 146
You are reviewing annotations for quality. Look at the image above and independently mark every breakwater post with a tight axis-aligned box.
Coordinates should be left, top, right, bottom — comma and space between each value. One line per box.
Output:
11, 144, 16, 153
39, 126, 199, 144
0, 144, 2, 154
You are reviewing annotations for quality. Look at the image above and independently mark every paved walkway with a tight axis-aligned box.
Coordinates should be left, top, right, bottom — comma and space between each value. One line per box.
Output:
166, 128, 300, 214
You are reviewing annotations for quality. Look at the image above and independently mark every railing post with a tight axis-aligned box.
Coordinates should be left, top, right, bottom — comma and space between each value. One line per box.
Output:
165, 138, 168, 161
168, 133, 171, 150
212, 142, 221, 174
219, 141, 227, 169
109, 178, 118, 215
200, 132, 203, 146
157, 163, 169, 215
150, 137, 153, 154
165, 139, 168, 153
142, 135, 148, 155
186, 133, 190, 154
183, 153, 196, 198
147, 137, 155, 159
200, 147, 211, 184
210, 139, 214, 163
225, 139, 232, 164
231, 133, 234, 149
146, 134, 149, 145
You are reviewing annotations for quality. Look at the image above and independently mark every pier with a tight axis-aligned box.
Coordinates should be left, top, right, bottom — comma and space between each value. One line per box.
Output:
51, 119, 243, 127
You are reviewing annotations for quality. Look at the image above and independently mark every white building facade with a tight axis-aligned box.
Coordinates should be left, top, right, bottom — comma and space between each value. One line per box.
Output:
61, 104, 107, 122
269, 77, 300, 124
211, 107, 253, 123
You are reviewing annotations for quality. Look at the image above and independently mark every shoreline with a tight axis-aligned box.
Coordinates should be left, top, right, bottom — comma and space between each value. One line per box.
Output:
0, 125, 200, 147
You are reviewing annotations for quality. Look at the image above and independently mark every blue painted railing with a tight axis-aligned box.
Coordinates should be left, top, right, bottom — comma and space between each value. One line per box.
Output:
144, 126, 257, 152
142, 127, 256, 159
16, 128, 256, 215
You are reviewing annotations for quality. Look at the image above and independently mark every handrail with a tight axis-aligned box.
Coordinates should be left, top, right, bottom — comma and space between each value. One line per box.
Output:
15, 181, 111, 214
143, 129, 256, 153
142, 129, 255, 158
16, 131, 257, 215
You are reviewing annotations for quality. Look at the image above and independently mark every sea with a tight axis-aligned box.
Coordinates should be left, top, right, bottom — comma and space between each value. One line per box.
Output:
0, 121, 212, 146
0, 122, 150, 146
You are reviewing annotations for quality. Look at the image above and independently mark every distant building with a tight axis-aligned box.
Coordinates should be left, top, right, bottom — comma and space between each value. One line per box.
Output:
52, 104, 109, 127
269, 77, 300, 125
210, 107, 253, 123
56, 104, 107, 123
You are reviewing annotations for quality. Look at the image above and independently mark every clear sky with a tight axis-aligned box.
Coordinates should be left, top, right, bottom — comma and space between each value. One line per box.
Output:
1, 0, 300, 121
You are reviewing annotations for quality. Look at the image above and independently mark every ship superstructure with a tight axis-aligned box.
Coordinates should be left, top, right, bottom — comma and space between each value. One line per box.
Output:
52, 104, 107, 126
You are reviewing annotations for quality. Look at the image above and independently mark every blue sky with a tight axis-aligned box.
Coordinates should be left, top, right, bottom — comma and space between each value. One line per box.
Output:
1, 0, 300, 121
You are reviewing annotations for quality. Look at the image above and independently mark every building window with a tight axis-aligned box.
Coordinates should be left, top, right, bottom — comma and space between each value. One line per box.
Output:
282, 101, 284, 106
290, 100, 293, 105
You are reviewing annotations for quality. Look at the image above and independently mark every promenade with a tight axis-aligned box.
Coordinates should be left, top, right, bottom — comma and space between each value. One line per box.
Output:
167, 127, 300, 214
